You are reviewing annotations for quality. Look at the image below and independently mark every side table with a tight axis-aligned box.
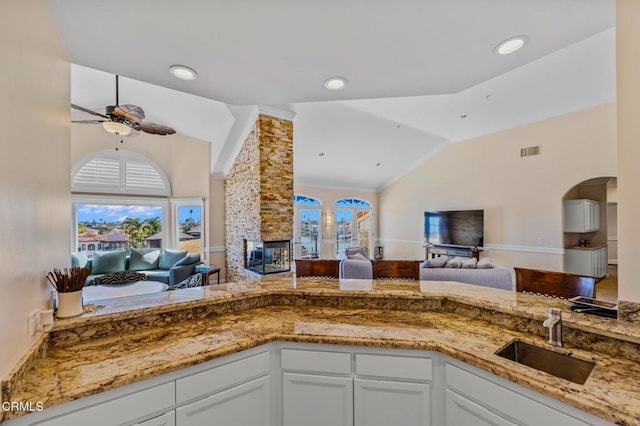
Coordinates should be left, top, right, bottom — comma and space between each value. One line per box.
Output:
200, 267, 221, 285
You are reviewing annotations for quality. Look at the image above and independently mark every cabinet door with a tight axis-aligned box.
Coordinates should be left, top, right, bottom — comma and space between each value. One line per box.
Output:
135, 410, 175, 426
282, 372, 353, 426
354, 378, 430, 426
445, 390, 517, 426
176, 376, 270, 426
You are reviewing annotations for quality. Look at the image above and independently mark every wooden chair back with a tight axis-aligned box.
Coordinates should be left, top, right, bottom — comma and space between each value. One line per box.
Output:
295, 259, 340, 278
514, 267, 596, 299
373, 260, 420, 280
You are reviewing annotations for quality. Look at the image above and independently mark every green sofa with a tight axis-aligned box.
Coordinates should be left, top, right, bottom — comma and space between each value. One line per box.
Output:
72, 248, 202, 288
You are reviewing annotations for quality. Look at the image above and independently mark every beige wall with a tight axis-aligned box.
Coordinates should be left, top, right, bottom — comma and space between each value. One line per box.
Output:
70, 123, 212, 262
0, 1, 70, 378
378, 103, 617, 271
617, 0, 640, 303
208, 176, 226, 280
294, 185, 378, 259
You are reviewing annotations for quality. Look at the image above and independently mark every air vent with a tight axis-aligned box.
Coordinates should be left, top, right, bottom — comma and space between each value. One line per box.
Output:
520, 146, 541, 157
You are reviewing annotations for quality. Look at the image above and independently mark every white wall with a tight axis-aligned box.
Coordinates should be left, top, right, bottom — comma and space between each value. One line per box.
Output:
378, 103, 617, 271
0, 0, 70, 378
294, 185, 377, 259
617, 0, 640, 303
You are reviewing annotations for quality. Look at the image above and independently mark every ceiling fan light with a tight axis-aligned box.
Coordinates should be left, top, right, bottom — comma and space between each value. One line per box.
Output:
169, 65, 198, 81
102, 121, 131, 136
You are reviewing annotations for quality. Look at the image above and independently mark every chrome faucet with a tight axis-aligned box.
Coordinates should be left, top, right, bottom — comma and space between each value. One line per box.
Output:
543, 308, 563, 347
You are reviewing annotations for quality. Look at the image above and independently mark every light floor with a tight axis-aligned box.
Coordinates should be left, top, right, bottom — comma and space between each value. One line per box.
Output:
595, 265, 618, 303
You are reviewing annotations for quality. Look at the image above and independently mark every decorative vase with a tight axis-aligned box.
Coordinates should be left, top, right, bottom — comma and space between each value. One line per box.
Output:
56, 290, 83, 318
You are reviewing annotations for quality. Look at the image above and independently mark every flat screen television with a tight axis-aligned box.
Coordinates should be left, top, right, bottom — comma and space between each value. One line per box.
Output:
424, 210, 484, 248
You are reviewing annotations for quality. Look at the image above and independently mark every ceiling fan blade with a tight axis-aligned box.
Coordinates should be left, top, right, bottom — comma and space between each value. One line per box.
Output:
113, 104, 145, 123
71, 120, 108, 124
71, 103, 110, 119
134, 121, 176, 136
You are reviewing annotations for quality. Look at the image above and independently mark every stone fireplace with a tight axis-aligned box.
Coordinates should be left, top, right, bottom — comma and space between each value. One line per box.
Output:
225, 113, 294, 281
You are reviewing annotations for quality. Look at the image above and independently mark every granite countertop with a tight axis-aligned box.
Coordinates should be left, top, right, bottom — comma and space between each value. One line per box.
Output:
3, 276, 640, 425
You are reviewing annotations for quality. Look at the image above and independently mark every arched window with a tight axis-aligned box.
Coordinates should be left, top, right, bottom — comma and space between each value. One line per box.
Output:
334, 197, 373, 256
72, 149, 171, 196
294, 195, 322, 259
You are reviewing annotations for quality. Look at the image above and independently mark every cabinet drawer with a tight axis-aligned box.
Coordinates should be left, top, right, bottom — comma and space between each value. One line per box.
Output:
176, 351, 270, 403
356, 354, 432, 381
33, 382, 174, 426
281, 349, 351, 375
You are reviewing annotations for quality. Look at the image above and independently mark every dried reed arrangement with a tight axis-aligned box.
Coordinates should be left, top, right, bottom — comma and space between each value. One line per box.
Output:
46, 267, 91, 293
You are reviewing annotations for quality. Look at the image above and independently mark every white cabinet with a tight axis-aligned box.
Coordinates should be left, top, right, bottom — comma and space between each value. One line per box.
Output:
565, 246, 607, 278
283, 373, 353, 426
280, 347, 434, 426
135, 411, 175, 426
445, 361, 609, 426
176, 376, 270, 426
564, 199, 600, 233
445, 390, 517, 426
32, 382, 175, 426
355, 379, 430, 426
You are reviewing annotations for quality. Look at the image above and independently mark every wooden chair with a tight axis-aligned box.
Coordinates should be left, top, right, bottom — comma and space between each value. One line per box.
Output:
514, 267, 596, 299
295, 259, 340, 278
372, 260, 420, 280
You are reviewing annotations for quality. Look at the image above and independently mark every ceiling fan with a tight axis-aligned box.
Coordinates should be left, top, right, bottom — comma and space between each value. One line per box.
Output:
71, 75, 176, 136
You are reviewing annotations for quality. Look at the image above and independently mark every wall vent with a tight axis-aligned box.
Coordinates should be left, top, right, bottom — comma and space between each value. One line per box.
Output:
520, 146, 541, 157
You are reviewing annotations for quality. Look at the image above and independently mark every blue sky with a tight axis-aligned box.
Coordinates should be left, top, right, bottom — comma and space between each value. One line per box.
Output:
177, 206, 202, 224
77, 204, 202, 225
77, 204, 163, 223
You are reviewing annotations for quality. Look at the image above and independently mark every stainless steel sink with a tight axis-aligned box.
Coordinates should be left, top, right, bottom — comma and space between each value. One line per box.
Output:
495, 340, 595, 385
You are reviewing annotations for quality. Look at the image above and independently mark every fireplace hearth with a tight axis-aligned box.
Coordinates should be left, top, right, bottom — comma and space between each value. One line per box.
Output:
245, 240, 291, 275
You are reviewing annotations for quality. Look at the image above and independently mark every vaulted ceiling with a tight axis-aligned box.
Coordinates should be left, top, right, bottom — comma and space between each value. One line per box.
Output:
53, 0, 616, 190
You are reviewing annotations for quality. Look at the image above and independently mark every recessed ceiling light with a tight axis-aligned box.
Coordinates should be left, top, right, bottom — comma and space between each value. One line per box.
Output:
324, 77, 347, 91
494, 36, 529, 55
169, 65, 198, 81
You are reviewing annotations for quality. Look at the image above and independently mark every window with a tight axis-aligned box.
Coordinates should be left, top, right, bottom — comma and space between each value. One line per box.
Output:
72, 150, 170, 196
73, 197, 168, 257
172, 198, 205, 256
334, 198, 373, 256
294, 195, 322, 259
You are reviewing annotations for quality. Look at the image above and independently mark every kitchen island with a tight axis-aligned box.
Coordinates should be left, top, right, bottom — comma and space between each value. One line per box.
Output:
2, 275, 640, 425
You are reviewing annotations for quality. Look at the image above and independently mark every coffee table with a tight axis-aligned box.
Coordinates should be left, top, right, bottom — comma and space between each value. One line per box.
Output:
83, 281, 169, 302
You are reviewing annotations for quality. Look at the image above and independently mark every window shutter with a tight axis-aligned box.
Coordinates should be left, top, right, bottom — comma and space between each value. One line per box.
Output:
72, 150, 170, 196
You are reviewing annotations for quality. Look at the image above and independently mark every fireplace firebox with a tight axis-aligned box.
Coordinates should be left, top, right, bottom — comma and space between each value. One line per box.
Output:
245, 240, 291, 275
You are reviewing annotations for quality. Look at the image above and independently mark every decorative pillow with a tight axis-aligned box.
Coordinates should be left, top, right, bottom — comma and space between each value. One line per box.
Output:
348, 252, 369, 261
89, 271, 147, 286
129, 249, 160, 271
174, 253, 201, 266
476, 258, 493, 269
159, 249, 188, 270
71, 251, 88, 268
423, 256, 448, 268
91, 250, 127, 275
172, 273, 203, 290
460, 258, 478, 269
444, 257, 463, 269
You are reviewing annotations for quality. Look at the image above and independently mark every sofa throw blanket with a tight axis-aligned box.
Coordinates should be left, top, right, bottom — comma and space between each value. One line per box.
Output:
89, 271, 148, 286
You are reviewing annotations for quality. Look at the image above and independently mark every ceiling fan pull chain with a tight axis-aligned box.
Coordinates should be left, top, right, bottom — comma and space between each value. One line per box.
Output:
115, 75, 119, 106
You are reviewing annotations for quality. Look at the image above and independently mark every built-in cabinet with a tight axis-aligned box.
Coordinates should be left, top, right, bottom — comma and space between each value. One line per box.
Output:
565, 246, 608, 278
281, 348, 433, 426
564, 199, 600, 233
6, 343, 612, 426
444, 361, 604, 425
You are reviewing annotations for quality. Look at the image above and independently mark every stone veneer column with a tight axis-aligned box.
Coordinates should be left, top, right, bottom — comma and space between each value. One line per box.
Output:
225, 114, 293, 282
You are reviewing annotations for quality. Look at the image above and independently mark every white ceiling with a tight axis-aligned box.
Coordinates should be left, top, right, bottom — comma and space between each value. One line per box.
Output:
52, 0, 616, 191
